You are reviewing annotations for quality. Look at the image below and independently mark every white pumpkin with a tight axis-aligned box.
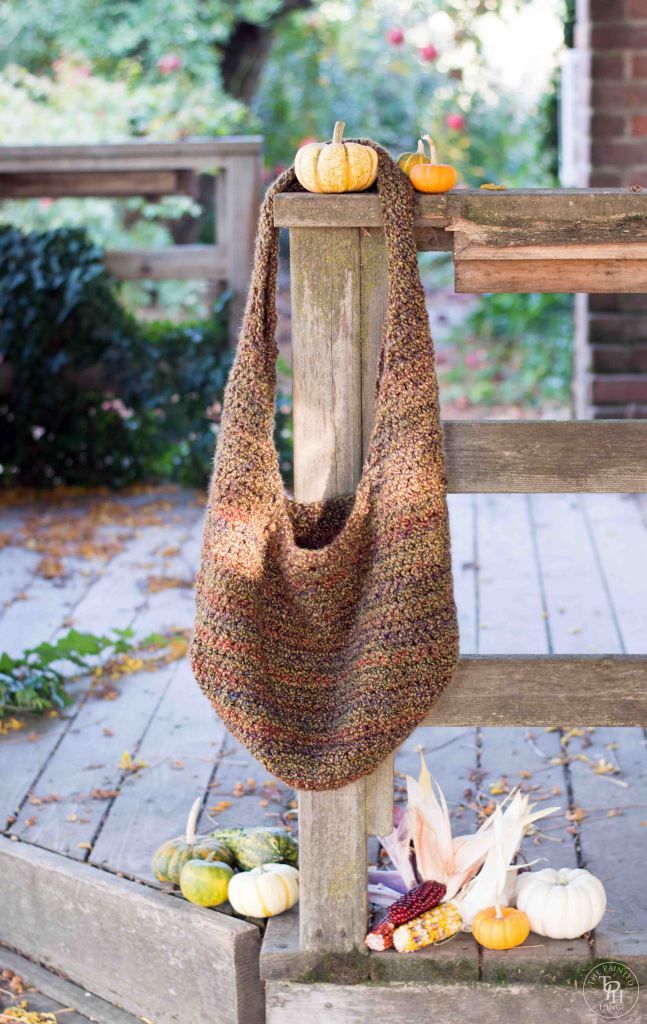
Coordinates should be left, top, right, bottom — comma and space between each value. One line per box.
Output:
228, 863, 299, 919
516, 867, 606, 939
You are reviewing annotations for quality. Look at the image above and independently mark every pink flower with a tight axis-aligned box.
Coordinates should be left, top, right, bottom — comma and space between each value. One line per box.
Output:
465, 351, 480, 370
387, 27, 405, 46
158, 53, 182, 75
420, 44, 438, 62
31, 426, 45, 441
446, 113, 466, 131
38, 197, 54, 209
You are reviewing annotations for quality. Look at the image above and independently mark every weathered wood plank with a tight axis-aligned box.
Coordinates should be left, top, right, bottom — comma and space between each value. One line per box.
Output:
220, 153, 262, 337
584, 494, 647, 653
443, 421, 647, 492
0, 544, 40, 615
0, 556, 101, 658
0, 837, 265, 1024
275, 189, 647, 239
476, 494, 547, 655
104, 244, 226, 280
0, 984, 99, 1024
198, 734, 293, 835
364, 756, 393, 838
290, 224, 368, 954
447, 494, 478, 653
0, 137, 264, 172
89, 659, 226, 883
422, 655, 647, 726
0, 946, 140, 1024
530, 494, 622, 654
9, 660, 179, 858
0, 169, 195, 198
290, 227, 363, 496
569, 726, 647, 969
358, 225, 394, 838
266, 980, 599, 1023
455, 257, 647, 292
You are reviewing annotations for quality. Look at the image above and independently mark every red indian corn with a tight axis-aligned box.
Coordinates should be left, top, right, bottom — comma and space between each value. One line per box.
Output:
366, 881, 447, 951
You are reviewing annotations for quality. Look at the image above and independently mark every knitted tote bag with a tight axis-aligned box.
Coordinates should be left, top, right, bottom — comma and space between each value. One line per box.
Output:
191, 142, 459, 791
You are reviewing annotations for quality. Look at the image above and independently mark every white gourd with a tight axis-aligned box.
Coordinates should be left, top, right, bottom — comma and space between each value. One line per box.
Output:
228, 863, 299, 919
516, 867, 606, 939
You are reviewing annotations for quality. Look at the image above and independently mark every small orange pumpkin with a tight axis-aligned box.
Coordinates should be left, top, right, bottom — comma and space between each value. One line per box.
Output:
472, 905, 530, 950
408, 135, 457, 194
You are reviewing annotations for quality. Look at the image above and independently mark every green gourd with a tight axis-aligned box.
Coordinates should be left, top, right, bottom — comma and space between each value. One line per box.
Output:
209, 826, 298, 871
151, 798, 234, 883
179, 859, 234, 907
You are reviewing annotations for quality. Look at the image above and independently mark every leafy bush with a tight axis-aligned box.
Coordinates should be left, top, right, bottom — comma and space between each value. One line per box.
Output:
0, 627, 136, 717
444, 292, 573, 409
0, 223, 293, 489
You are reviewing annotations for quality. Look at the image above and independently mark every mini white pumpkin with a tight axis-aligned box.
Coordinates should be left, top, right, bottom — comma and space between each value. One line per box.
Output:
228, 863, 299, 919
516, 867, 606, 939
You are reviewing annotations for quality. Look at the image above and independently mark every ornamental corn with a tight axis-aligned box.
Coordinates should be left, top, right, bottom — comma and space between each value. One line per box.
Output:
366, 880, 447, 951
393, 901, 462, 952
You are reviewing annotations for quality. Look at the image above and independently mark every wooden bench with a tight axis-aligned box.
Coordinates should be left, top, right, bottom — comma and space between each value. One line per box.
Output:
260, 189, 647, 1021
0, 138, 263, 337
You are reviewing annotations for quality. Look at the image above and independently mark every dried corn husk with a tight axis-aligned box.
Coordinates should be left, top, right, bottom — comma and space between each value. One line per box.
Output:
454, 790, 559, 927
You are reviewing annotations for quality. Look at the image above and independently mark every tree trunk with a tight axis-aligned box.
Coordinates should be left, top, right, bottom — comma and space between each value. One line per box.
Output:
220, 0, 314, 104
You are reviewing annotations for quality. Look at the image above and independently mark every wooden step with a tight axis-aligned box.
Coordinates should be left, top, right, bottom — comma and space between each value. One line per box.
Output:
0, 837, 265, 1024
0, 946, 139, 1024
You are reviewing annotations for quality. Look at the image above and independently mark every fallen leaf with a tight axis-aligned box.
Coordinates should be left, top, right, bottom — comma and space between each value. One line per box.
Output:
118, 750, 148, 775
566, 807, 588, 823
90, 788, 119, 800
102, 727, 114, 737
208, 800, 232, 814
77, 841, 92, 850
489, 776, 510, 796
35, 556, 66, 579
592, 757, 620, 776
0, 717, 26, 736
24, 817, 37, 827
145, 575, 192, 593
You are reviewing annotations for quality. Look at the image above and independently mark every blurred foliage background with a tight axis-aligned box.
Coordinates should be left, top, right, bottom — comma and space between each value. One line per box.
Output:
0, 0, 571, 488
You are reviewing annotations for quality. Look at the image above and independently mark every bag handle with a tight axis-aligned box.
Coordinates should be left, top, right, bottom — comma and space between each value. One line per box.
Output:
214, 142, 441, 499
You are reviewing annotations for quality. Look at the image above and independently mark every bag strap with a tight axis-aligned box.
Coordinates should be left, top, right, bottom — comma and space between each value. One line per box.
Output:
214, 143, 442, 501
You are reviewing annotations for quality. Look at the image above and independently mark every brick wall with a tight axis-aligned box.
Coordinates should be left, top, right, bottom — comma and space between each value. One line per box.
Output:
575, 0, 647, 417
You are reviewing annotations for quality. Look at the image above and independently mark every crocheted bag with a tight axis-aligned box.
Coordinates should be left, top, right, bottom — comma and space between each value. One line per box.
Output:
191, 142, 459, 791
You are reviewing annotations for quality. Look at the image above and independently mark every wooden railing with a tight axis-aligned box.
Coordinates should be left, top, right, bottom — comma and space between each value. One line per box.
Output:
0, 138, 263, 337
267, 189, 647, 968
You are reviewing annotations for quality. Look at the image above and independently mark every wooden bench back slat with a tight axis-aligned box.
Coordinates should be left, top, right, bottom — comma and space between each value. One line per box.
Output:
275, 189, 647, 292
0, 138, 263, 338
425, 655, 647, 727
443, 421, 647, 492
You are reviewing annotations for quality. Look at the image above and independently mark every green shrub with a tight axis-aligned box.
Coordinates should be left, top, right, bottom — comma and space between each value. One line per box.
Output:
0, 223, 293, 489
443, 292, 573, 409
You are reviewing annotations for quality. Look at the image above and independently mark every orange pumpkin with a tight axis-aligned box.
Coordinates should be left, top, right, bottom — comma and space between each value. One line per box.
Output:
472, 905, 530, 950
408, 135, 457, 193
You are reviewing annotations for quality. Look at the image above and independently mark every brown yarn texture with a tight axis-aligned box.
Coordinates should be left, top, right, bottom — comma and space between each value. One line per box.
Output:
191, 143, 459, 791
